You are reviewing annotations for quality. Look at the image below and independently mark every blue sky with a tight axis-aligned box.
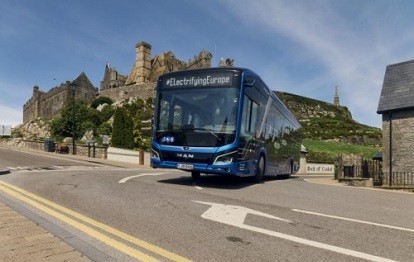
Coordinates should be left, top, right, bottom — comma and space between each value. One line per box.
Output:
1, 0, 414, 128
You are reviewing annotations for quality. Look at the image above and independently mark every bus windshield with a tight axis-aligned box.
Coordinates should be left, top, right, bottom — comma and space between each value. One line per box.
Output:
155, 87, 239, 147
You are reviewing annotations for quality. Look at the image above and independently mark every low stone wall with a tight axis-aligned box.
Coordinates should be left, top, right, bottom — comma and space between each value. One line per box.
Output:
70, 144, 107, 159
339, 178, 373, 187
0, 138, 107, 159
0, 138, 44, 150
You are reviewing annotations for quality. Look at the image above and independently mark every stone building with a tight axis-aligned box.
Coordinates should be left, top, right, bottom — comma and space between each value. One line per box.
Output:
100, 63, 127, 90
377, 59, 414, 173
23, 72, 97, 123
99, 41, 213, 102
23, 41, 217, 123
124, 41, 211, 85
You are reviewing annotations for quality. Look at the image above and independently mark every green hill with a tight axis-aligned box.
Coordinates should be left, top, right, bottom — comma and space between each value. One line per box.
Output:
276, 91, 382, 162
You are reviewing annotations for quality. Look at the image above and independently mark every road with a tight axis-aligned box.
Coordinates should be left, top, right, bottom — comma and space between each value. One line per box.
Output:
1, 147, 413, 261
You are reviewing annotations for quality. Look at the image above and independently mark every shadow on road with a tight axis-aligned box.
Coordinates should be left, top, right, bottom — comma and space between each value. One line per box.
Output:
157, 174, 296, 190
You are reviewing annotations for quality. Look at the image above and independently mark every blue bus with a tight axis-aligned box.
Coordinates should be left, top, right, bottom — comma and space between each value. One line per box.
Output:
151, 68, 301, 182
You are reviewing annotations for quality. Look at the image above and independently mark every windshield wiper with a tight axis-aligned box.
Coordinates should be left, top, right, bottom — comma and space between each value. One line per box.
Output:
181, 125, 220, 140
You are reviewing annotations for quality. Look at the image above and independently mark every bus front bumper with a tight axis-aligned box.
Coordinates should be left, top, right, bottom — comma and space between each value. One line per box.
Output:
151, 158, 254, 177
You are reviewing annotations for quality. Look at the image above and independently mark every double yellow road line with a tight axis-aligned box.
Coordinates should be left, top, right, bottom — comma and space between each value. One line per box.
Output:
0, 181, 191, 262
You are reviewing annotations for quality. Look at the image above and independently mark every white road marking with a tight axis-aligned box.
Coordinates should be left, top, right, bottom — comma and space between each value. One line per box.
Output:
194, 201, 292, 225
194, 186, 203, 190
194, 201, 397, 262
118, 173, 165, 184
292, 209, 414, 233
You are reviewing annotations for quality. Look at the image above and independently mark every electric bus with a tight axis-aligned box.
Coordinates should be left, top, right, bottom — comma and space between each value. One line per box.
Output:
151, 67, 301, 182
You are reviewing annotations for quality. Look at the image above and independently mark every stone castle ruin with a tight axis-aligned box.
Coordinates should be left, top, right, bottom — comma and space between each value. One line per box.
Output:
23, 41, 217, 123
99, 41, 213, 102
23, 72, 97, 123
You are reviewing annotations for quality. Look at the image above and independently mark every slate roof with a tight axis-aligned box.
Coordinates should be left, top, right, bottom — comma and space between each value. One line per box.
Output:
377, 59, 414, 114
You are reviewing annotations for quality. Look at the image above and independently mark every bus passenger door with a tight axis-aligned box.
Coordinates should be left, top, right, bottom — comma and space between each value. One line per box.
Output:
239, 95, 260, 161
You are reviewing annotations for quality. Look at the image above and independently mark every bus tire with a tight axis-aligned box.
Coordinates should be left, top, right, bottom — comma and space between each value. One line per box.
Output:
253, 156, 265, 183
191, 171, 201, 180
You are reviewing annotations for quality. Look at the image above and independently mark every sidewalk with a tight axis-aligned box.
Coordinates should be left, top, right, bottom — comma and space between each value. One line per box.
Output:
0, 200, 91, 262
301, 175, 345, 186
0, 147, 145, 262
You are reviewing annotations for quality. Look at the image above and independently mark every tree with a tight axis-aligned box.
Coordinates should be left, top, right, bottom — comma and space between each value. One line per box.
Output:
50, 101, 91, 140
111, 107, 134, 149
100, 104, 115, 123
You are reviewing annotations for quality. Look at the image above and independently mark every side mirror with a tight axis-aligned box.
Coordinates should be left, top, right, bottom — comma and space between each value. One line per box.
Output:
244, 78, 256, 87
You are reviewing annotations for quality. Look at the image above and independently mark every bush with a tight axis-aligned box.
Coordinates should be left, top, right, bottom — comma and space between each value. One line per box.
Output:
97, 122, 112, 136
111, 108, 134, 149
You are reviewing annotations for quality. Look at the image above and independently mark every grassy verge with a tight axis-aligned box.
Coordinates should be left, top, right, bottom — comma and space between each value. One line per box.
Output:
302, 139, 381, 163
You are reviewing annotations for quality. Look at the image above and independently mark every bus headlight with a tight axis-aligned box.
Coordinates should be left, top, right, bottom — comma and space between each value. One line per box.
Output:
213, 151, 237, 165
151, 149, 160, 160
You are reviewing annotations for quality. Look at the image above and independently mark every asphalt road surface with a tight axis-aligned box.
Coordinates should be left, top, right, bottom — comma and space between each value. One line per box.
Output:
1, 147, 413, 261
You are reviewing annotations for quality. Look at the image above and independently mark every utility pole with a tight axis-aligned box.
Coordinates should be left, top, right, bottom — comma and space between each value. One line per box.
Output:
70, 81, 77, 155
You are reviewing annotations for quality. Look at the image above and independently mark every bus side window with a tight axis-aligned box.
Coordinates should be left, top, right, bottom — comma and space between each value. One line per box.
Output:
173, 104, 182, 129
159, 100, 170, 131
241, 95, 259, 137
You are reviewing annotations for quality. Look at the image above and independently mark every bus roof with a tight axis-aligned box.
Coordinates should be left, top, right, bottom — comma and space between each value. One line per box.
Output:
157, 67, 257, 79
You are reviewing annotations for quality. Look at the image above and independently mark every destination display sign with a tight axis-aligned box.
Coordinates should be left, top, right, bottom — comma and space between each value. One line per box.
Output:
162, 72, 234, 88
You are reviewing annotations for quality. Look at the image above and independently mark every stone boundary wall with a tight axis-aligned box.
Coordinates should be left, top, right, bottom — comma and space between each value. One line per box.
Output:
98, 83, 156, 102
71, 144, 107, 159
0, 139, 152, 165
0, 138, 107, 159
0, 138, 44, 151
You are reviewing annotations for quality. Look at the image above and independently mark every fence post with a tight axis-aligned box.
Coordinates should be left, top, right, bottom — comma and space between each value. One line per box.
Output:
139, 149, 144, 165
104, 145, 108, 159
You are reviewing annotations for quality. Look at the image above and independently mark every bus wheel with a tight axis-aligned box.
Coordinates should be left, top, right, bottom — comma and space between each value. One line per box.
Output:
253, 156, 265, 183
191, 171, 201, 180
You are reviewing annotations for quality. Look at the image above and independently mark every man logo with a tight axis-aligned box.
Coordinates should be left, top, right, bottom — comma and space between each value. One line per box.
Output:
177, 153, 194, 159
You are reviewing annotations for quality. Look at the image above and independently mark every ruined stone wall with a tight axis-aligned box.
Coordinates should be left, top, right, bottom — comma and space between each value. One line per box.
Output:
23, 96, 41, 123
124, 41, 212, 86
41, 85, 70, 119
98, 82, 156, 102
23, 87, 44, 123
186, 49, 212, 69
23, 73, 97, 123
149, 52, 186, 82
382, 110, 414, 173
100, 63, 127, 91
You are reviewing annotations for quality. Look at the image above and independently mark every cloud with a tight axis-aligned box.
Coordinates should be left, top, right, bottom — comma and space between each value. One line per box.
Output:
217, 0, 414, 127
0, 104, 22, 127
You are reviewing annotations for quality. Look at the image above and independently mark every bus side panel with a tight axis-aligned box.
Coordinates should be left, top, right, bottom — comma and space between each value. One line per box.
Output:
243, 75, 301, 177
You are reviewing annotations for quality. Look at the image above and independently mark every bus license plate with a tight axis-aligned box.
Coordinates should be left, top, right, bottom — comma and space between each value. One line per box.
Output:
177, 163, 194, 170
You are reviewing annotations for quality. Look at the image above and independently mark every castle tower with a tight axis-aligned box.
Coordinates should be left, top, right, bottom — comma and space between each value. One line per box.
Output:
333, 85, 340, 106
125, 41, 152, 85
100, 62, 126, 90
